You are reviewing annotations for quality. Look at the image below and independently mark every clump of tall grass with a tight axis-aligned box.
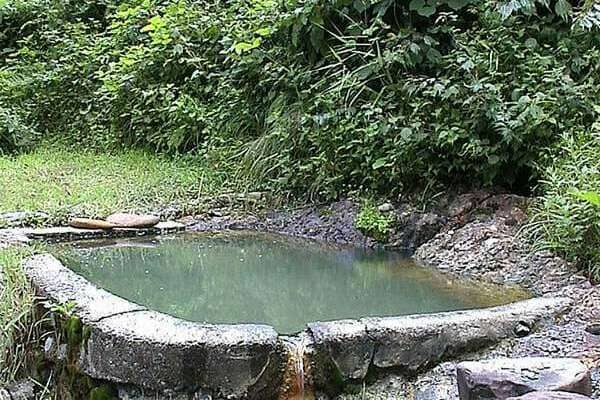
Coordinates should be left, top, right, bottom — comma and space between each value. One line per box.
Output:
523, 126, 600, 280
0, 247, 35, 384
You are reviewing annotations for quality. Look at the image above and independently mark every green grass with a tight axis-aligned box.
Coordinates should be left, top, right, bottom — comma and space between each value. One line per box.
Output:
0, 148, 233, 225
0, 247, 34, 385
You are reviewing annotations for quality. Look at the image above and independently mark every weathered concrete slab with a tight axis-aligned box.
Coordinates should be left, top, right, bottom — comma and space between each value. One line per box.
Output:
364, 297, 570, 372
308, 319, 374, 382
80, 310, 284, 399
307, 297, 570, 391
457, 358, 592, 399
23, 253, 573, 399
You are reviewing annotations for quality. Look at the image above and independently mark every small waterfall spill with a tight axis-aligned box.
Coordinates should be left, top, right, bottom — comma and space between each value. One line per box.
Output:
280, 334, 314, 400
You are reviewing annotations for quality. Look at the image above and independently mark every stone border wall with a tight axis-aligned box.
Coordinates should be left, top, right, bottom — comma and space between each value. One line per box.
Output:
23, 254, 572, 399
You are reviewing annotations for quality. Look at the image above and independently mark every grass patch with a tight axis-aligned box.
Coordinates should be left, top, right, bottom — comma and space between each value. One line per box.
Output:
0, 147, 233, 225
355, 201, 395, 242
0, 246, 35, 385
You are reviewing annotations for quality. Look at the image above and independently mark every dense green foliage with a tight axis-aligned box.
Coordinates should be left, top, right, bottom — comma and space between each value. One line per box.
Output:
523, 113, 600, 278
1, 0, 598, 197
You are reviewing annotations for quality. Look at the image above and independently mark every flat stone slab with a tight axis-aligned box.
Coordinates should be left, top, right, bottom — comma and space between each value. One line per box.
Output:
507, 391, 592, 399
457, 358, 592, 399
80, 310, 283, 398
106, 213, 160, 228
0, 211, 49, 227
308, 319, 374, 384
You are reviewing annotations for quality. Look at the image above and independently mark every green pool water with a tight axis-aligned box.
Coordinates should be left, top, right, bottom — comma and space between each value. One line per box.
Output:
55, 232, 529, 333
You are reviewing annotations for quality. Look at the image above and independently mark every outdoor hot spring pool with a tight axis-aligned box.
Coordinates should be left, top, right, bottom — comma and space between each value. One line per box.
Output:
53, 232, 529, 333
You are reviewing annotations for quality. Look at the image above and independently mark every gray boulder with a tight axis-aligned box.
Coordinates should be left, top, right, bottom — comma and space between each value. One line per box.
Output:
507, 391, 591, 399
457, 358, 592, 400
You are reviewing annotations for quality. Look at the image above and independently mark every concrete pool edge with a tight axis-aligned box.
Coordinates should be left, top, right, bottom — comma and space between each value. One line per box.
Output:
24, 253, 572, 399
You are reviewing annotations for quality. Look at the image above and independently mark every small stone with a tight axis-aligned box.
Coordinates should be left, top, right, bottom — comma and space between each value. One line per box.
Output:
584, 323, 600, 335
106, 213, 160, 228
247, 191, 264, 200
514, 321, 532, 337
6, 380, 36, 400
69, 218, 116, 230
507, 391, 591, 400
457, 358, 592, 400
378, 203, 394, 213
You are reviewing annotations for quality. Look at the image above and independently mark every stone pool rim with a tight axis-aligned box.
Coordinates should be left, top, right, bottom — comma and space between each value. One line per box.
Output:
23, 252, 572, 399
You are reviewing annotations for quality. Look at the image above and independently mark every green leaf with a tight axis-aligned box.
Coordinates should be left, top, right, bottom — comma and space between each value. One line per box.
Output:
409, 0, 425, 11
409, 0, 437, 17
372, 158, 387, 169
418, 5, 436, 17
555, 0, 572, 20
446, 0, 469, 11
573, 191, 600, 207
255, 27, 271, 37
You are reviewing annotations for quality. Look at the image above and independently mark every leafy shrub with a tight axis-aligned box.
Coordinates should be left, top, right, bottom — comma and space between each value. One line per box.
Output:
0, 0, 599, 198
355, 202, 394, 242
0, 105, 36, 153
523, 114, 600, 279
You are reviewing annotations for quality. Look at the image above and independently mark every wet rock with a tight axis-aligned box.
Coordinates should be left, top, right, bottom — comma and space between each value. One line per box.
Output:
514, 321, 532, 338
69, 218, 116, 230
585, 323, 600, 336
106, 213, 160, 228
507, 391, 592, 400
387, 211, 446, 251
456, 358, 592, 400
